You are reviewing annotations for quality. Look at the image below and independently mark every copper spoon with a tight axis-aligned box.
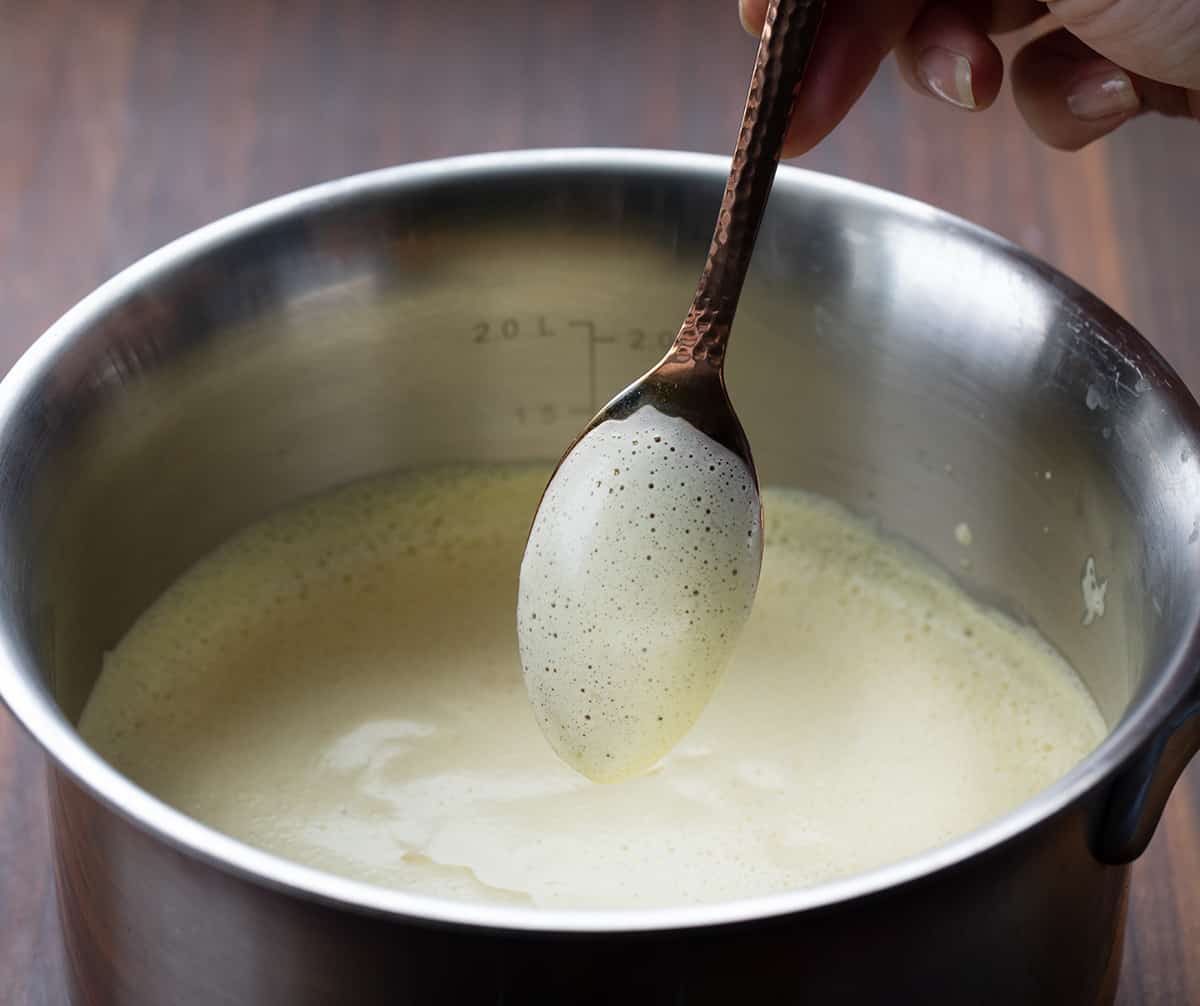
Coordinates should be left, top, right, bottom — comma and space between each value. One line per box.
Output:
517, 0, 827, 781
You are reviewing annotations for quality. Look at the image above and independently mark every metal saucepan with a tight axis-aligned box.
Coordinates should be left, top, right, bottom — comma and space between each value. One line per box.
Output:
1, 150, 1197, 1004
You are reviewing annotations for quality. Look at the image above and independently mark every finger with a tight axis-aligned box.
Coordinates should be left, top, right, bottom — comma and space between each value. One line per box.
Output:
895, 3, 1005, 110
739, 0, 766, 35
1011, 28, 1198, 150
1044, 0, 1200, 90
742, 0, 936, 156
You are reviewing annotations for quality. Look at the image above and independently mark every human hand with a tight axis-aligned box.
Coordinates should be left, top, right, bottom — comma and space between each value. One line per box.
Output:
739, 0, 1200, 153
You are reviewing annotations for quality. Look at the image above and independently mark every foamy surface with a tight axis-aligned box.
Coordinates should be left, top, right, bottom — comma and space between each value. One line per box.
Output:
79, 465, 1106, 910
519, 406, 762, 781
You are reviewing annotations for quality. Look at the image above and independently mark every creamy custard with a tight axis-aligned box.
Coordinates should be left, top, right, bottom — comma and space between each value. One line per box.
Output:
519, 406, 762, 782
80, 466, 1106, 910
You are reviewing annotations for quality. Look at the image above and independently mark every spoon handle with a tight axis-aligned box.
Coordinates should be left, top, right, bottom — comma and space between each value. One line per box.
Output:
674, 0, 825, 369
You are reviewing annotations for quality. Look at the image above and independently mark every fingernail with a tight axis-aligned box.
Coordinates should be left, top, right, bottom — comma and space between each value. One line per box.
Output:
1067, 69, 1140, 121
917, 47, 976, 110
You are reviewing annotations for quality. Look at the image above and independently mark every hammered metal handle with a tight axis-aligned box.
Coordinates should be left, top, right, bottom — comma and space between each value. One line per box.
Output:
673, 0, 826, 368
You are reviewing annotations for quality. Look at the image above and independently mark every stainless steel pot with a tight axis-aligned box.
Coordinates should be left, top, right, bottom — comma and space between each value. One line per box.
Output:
1, 149, 1198, 1005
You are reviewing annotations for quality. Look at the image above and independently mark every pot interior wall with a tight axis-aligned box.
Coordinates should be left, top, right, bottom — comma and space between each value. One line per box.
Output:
4, 160, 1198, 741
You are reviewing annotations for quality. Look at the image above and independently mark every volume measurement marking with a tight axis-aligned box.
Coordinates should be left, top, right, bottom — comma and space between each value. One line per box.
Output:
470, 315, 676, 415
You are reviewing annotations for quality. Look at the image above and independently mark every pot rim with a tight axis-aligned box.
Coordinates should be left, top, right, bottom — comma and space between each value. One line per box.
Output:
2, 147, 1198, 934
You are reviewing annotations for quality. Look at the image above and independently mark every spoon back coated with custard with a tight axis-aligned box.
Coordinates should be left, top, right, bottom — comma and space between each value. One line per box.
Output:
518, 408, 762, 781
517, 0, 826, 781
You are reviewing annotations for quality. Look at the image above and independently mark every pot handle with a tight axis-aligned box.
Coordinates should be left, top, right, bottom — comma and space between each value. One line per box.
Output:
1092, 681, 1200, 865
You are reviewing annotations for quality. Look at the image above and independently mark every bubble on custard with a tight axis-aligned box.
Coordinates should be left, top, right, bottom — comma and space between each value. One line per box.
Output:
518, 405, 763, 783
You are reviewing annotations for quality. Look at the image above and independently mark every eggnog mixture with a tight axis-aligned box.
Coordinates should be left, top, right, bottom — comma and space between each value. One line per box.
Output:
519, 406, 763, 782
80, 466, 1106, 909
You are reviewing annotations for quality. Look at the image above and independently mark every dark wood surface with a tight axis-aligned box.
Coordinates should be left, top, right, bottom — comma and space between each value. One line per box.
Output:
1, 2, 1197, 1002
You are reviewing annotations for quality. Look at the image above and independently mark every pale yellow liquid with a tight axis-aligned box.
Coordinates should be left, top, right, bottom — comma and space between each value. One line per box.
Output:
519, 406, 762, 782
80, 466, 1106, 910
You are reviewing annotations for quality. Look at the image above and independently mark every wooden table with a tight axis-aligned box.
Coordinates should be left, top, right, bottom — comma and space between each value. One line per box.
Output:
2, 2, 1197, 1002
